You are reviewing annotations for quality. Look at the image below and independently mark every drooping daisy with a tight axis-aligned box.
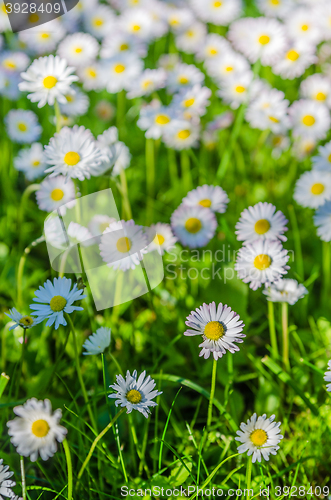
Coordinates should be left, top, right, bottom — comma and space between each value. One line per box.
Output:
18, 20, 66, 55
126, 68, 166, 99
94, 128, 130, 176
110, 142, 132, 177
14, 142, 46, 180
285, 7, 322, 47
184, 301, 245, 360
246, 88, 290, 133
235, 413, 283, 463
314, 201, 331, 242
324, 360, 331, 392
175, 21, 207, 54
137, 102, 178, 140
100, 219, 148, 271
171, 205, 217, 248
0, 458, 21, 500
289, 100, 330, 141
257, 0, 294, 20
36, 176, 76, 213
235, 202, 288, 244
263, 279, 308, 305
44, 125, 106, 181
29, 277, 86, 329
272, 42, 317, 79
294, 170, 331, 209
182, 185, 229, 214
206, 50, 250, 84
145, 223, 177, 256
101, 32, 147, 59
235, 240, 290, 290
5, 308, 41, 331
119, 8, 154, 41
195, 33, 232, 62
228, 17, 287, 65
77, 62, 105, 91
5, 109, 42, 144
166, 63, 204, 93
88, 215, 117, 237
83, 4, 116, 39
59, 86, 90, 117
163, 120, 200, 150
218, 71, 264, 110
109, 370, 162, 418
100, 53, 144, 94
190, 0, 242, 26
57, 32, 99, 67
312, 142, 331, 172
300, 74, 331, 109
0, 50, 29, 74
7, 398, 67, 462
83, 327, 111, 355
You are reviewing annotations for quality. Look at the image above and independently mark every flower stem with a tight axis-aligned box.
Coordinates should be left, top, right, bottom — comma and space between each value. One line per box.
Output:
54, 99, 62, 134
18, 184, 40, 254
77, 407, 126, 483
15, 329, 26, 400
65, 313, 98, 431
0, 373, 9, 399
62, 439, 73, 500
117, 89, 126, 137
146, 138, 155, 224
246, 456, 252, 500
207, 358, 217, 429
17, 235, 45, 309
180, 149, 192, 192
282, 302, 290, 371
119, 168, 132, 220
167, 147, 178, 188
268, 300, 278, 358
20, 456, 26, 500
322, 241, 330, 305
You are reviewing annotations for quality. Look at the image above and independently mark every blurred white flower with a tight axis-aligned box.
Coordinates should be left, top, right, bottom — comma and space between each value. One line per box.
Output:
83, 327, 111, 355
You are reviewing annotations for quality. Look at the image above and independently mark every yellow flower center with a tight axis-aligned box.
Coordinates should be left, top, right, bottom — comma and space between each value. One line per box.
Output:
87, 67, 97, 78
50, 188, 64, 201
311, 182, 324, 195
3, 59, 16, 69
286, 49, 299, 61
270, 0, 280, 5
116, 236, 132, 253
177, 129, 190, 140
43, 76, 57, 89
142, 79, 153, 89
32, 160, 40, 167
254, 219, 270, 235
153, 234, 165, 245
40, 33, 49, 39
235, 85, 246, 93
50, 295, 67, 312
29, 13, 39, 23
20, 315, 34, 327
93, 17, 104, 27
120, 43, 129, 51
186, 29, 194, 37
126, 389, 142, 403
204, 321, 225, 341
31, 419, 50, 438
185, 217, 202, 234
199, 199, 212, 208
301, 24, 309, 31
254, 254, 272, 270
316, 92, 326, 101
328, 153, 331, 163
250, 429, 268, 447
64, 151, 80, 166
18, 122, 27, 132
132, 24, 141, 31
225, 66, 233, 72
178, 75, 189, 84
114, 64, 125, 74
269, 116, 279, 123
208, 47, 218, 55
258, 35, 270, 45
155, 114, 170, 125
213, 1, 222, 7
302, 115, 315, 127
75, 46, 83, 53
184, 98, 195, 108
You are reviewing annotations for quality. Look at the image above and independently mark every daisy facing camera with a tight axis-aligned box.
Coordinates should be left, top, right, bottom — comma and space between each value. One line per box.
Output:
5, 0, 78, 33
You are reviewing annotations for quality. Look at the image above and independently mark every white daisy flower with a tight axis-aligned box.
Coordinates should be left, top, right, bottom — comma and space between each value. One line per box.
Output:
292, 136, 316, 160
101, 31, 147, 59
236, 202, 288, 244
66, 222, 94, 247
14, 142, 46, 180
294, 170, 331, 209
100, 53, 143, 94
195, 33, 232, 62
167, 7, 195, 33
119, 8, 154, 41
19, 55, 78, 108
289, 99, 330, 141
44, 125, 106, 181
18, 19, 65, 55
228, 17, 287, 65
77, 62, 104, 91
5, 308, 41, 330
182, 185, 229, 214
5, 109, 41, 144
271, 42, 317, 79
88, 215, 117, 237
0, 458, 21, 500
111, 142, 132, 176
0, 1, 11, 31
29, 277, 86, 329
126, 68, 166, 99
145, 223, 177, 256
324, 360, 331, 392
100, 219, 148, 272
235, 239, 290, 291
95, 100, 115, 122
7, 398, 67, 462
263, 279, 308, 305
36, 175, 76, 213
172, 85, 211, 120
184, 301, 245, 360
314, 201, 331, 242
57, 33, 99, 68
171, 204, 217, 248
257, 0, 295, 19
313, 2, 331, 41
206, 50, 250, 84
59, 86, 90, 117
0, 50, 29, 74
175, 21, 207, 54
190, 0, 242, 26
300, 74, 331, 109
217, 71, 264, 110
163, 120, 200, 150
94, 127, 131, 177
269, 134, 290, 159
235, 413, 283, 463
109, 370, 162, 418
137, 102, 178, 140
166, 63, 204, 93
312, 142, 331, 172
83, 327, 111, 355
83, 4, 116, 39
285, 7, 322, 47
0, 72, 21, 101
246, 88, 290, 133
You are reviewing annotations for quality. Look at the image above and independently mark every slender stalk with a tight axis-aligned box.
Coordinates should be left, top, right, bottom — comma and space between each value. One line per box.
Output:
322, 241, 331, 305
20, 456, 26, 500
119, 169, 132, 220
117, 89, 126, 136
268, 300, 278, 357
246, 456, 252, 500
217, 105, 245, 179
54, 99, 62, 134
77, 408, 126, 483
167, 147, 178, 188
17, 236, 45, 309
207, 358, 217, 429
146, 138, 155, 224
282, 302, 290, 371
288, 204, 304, 281
15, 329, 26, 400
180, 149, 192, 192
0, 373, 9, 399
18, 184, 40, 253
62, 439, 73, 500
65, 314, 98, 431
